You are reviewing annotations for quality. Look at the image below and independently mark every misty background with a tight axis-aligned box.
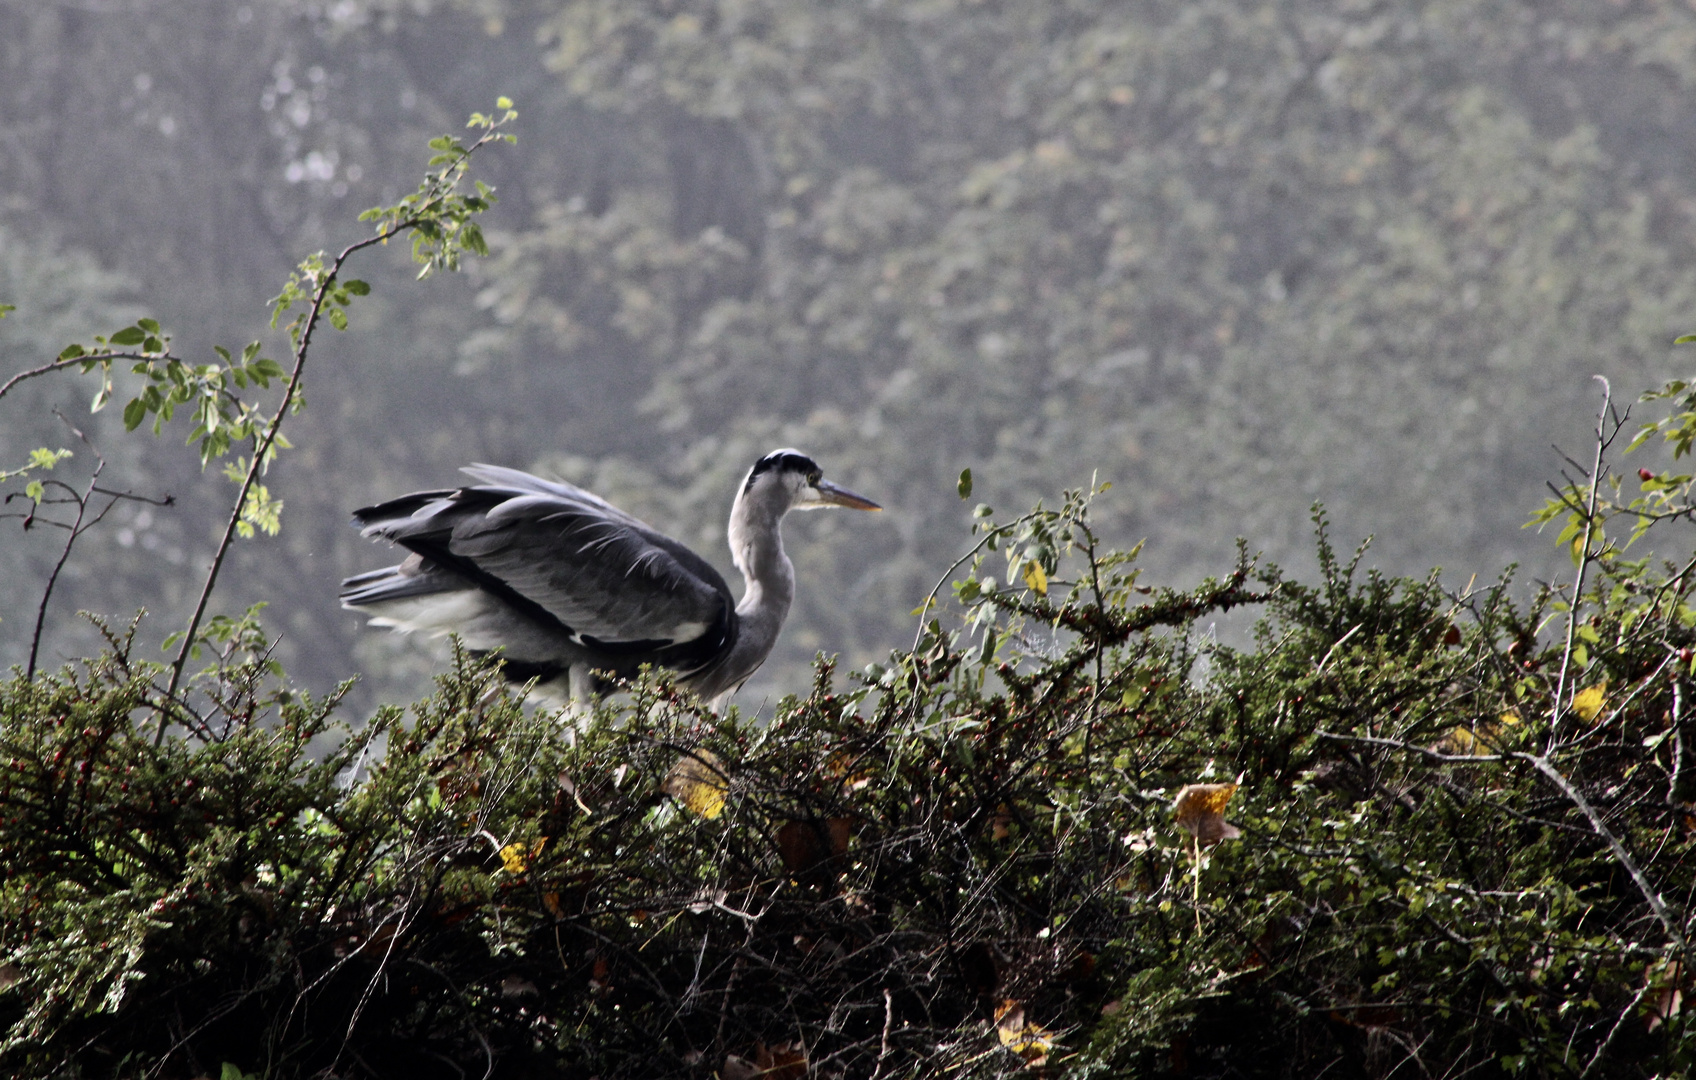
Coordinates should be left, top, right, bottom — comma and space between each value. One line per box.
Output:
1, 0, 1691, 712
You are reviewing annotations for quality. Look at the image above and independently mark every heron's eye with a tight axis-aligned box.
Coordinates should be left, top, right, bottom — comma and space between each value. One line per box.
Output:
808, 471, 822, 485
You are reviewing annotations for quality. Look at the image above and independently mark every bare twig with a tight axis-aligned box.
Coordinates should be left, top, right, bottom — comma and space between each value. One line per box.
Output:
1581, 973, 1659, 1079
15, 412, 171, 680
1317, 728, 1684, 947
1515, 751, 1683, 950
1313, 622, 1363, 675
870, 987, 895, 1080
1671, 682, 1688, 806
1550, 377, 1615, 748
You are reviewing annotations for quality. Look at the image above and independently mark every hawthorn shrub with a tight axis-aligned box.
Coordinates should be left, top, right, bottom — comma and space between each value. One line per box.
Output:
0, 101, 1692, 1080
2, 483, 1693, 1079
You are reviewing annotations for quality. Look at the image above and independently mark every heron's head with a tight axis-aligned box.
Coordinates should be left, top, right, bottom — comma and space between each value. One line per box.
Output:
741, 449, 881, 515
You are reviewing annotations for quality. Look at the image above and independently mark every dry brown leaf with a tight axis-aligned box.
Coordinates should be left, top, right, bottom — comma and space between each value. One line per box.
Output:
777, 818, 852, 875
500, 975, 538, 998
1173, 782, 1241, 844
825, 751, 871, 792
1646, 960, 1685, 1033
756, 1040, 808, 1080
721, 1054, 760, 1080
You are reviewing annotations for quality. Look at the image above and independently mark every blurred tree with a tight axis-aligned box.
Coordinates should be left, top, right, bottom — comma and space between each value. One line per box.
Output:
7, 0, 1696, 708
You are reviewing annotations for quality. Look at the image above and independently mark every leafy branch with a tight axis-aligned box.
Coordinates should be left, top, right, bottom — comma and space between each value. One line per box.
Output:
160, 99, 517, 714
0, 103, 515, 732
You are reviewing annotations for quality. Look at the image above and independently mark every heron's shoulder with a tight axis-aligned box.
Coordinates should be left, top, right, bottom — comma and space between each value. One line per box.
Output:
460, 464, 647, 522
460, 463, 611, 504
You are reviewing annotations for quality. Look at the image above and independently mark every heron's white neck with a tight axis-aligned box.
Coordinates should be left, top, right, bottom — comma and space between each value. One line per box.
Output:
722, 482, 795, 684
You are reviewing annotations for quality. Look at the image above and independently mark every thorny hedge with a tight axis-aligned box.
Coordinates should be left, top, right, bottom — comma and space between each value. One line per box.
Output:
2, 474, 1695, 1077
1, 101, 1694, 1080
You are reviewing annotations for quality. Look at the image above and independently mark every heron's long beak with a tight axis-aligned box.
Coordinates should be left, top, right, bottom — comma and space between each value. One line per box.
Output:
813, 479, 881, 511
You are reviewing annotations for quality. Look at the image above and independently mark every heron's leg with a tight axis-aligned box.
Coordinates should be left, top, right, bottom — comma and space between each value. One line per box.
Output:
548, 662, 594, 733
568, 663, 594, 705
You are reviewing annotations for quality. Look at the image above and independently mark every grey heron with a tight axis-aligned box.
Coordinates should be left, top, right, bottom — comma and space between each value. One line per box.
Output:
339, 449, 881, 705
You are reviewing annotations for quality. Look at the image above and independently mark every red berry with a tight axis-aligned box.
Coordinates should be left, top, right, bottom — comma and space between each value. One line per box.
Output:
1640, 468, 1656, 482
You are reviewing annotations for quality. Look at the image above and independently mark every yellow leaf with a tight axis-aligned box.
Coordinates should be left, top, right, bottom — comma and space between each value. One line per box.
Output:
1173, 782, 1241, 844
499, 836, 548, 874
1571, 683, 1607, 724
995, 999, 1056, 1065
1437, 726, 1478, 755
663, 750, 729, 819
825, 751, 871, 792
1439, 710, 1524, 755
497, 843, 525, 872
1022, 560, 1048, 596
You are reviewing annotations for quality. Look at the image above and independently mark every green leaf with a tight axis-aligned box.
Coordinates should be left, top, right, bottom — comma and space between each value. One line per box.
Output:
342, 278, 370, 296
137, 317, 161, 334
58, 343, 86, 361
0, 303, 13, 319
24, 480, 43, 501
958, 468, 973, 499
123, 398, 148, 431
496, 96, 514, 109
1676, 334, 1696, 344
109, 326, 146, 346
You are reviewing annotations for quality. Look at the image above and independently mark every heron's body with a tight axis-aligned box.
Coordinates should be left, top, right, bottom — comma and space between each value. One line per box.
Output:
340, 451, 878, 704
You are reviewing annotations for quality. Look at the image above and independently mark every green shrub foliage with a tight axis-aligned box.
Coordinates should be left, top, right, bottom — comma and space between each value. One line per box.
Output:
2, 483, 1692, 1078
2, 90, 1692, 1080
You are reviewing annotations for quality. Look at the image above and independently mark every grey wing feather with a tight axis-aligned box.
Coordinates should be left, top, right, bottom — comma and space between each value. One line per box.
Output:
355, 469, 731, 650
459, 464, 641, 525
339, 555, 460, 606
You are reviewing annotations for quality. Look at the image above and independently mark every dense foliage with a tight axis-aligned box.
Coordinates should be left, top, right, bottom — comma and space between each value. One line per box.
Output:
4, 4, 1696, 1075
3, 480, 1694, 1077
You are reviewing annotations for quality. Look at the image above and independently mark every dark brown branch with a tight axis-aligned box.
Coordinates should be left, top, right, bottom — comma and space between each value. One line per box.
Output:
0, 350, 186, 404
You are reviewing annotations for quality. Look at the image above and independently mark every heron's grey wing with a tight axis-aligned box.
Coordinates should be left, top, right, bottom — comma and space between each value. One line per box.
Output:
464, 495, 730, 649
357, 473, 732, 653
